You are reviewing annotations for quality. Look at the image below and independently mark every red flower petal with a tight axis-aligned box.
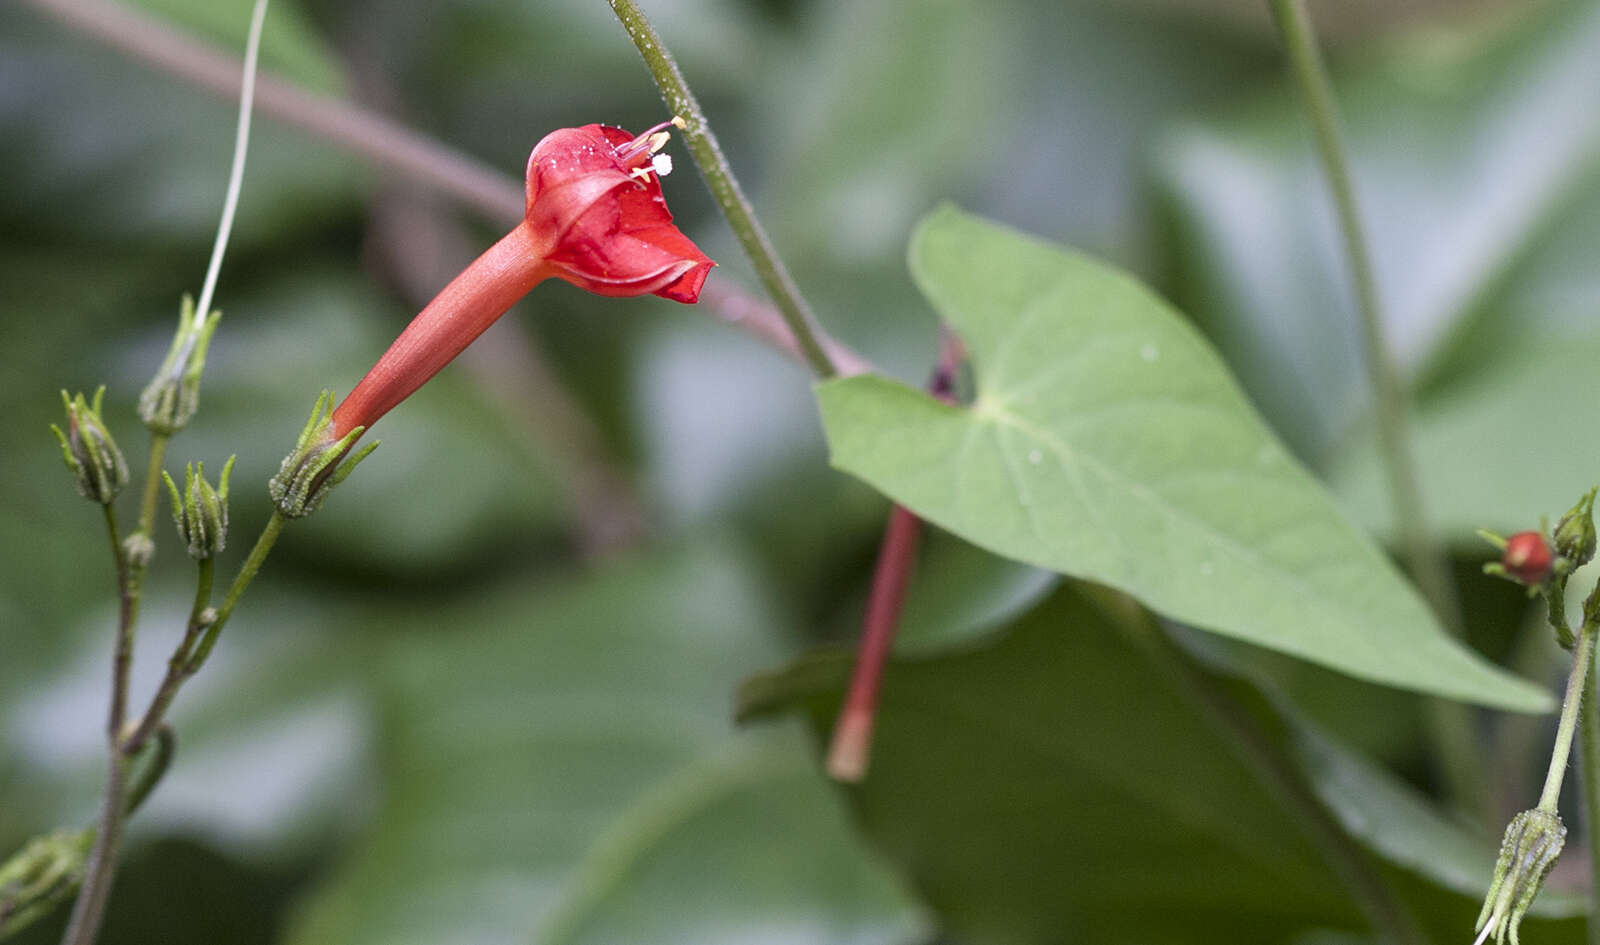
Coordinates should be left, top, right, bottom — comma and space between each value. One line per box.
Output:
526, 124, 714, 302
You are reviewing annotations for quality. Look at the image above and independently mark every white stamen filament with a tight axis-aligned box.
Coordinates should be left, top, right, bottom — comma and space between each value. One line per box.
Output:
1472, 916, 1496, 945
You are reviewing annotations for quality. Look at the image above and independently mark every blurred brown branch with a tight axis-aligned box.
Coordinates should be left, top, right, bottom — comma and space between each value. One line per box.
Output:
18, 0, 872, 377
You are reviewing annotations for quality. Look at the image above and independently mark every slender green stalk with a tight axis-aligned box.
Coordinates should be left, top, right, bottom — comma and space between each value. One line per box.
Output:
1578, 650, 1600, 945
123, 558, 213, 755
75, 510, 282, 945
187, 557, 214, 651
133, 433, 168, 549
1538, 624, 1595, 813
98, 506, 134, 745
606, 0, 839, 379
59, 507, 136, 945
187, 511, 286, 675
58, 755, 125, 945
71, 511, 284, 945
122, 726, 175, 817
1265, 0, 1453, 619
1267, 0, 1483, 820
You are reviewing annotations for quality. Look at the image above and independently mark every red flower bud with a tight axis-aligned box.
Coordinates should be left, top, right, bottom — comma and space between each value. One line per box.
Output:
329, 119, 713, 439
1503, 531, 1554, 584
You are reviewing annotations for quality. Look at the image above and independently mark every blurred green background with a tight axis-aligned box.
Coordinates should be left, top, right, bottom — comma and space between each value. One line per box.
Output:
4, 0, 1600, 942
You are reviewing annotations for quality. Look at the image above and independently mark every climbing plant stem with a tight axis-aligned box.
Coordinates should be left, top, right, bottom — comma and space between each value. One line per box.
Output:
607, 0, 840, 379
1268, 0, 1482, 821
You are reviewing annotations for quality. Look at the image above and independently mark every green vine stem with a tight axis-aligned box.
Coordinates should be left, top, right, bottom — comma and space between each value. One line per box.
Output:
122, 558, 213, 756
1537, 623, 1596, 814
1580, 653, 1600, 945
59, 512, 283, 945
131, 433, 168, 570
122, 726, 175, 818
1266, 0, 1484, 821
607, 0, 840, 379
1264, 0, 1454, 620
187, 510, 286, 675
98, 506, 135, 751
58, 507, 136, 945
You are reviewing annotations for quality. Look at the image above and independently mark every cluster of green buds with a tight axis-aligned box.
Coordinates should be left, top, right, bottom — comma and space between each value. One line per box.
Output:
50, 388, 128, 506
162, 458, 235, 560
139, 297, 220, 436
268, 391, 378, 519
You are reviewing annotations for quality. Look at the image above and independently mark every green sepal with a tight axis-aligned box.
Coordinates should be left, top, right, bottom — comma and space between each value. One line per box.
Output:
165, 455, 235, 559
1477, 528, 1509, 552
139, 295, 221, 436
1475, 808, 1565, 945
268, 391, 379, 518
50, 386, 128, 505
1553, 487, 1597, 570
0, 829, 93, 937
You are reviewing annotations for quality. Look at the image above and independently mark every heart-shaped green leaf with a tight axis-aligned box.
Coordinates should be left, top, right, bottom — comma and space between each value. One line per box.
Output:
816, 205, 1547, 711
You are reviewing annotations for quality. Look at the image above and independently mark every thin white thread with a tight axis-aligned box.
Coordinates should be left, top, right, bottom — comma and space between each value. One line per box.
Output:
191, 0, 269, 334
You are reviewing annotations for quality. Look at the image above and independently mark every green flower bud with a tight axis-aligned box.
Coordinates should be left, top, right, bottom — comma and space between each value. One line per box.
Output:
1475, 808, 1565, 945
139, 296, 221, 436
162, 456, 235, 559
123, 532, 155, 571
0, 829, 92, 937
268, 391, 378, 519
1553, 487, 1597, 570
1582, 581, 1600, 631
50, 387, 128, 505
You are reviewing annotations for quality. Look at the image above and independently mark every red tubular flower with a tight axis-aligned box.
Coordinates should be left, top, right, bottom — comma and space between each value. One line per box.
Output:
329, 119, 713, 439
